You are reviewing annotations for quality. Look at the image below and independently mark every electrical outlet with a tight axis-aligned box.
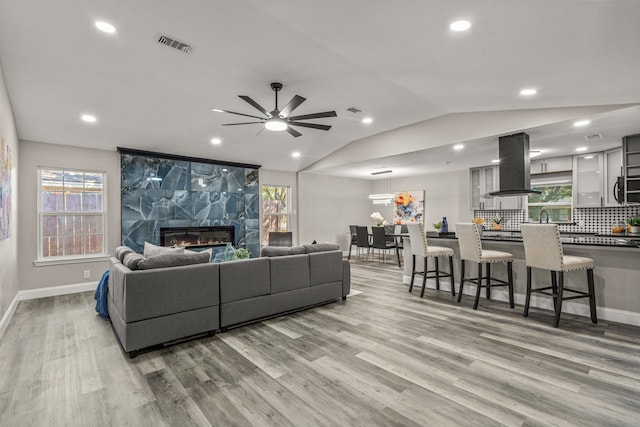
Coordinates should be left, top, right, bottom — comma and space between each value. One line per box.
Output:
83, 270, 91, 279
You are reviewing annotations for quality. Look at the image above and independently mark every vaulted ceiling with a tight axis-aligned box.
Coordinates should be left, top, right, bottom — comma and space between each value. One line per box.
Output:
1, 0, 639, 178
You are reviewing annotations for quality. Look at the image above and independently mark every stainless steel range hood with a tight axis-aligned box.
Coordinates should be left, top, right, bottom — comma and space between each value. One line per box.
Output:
488, 132, 541, 197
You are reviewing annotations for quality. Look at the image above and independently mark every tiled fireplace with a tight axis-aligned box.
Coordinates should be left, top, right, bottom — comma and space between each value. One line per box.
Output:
160, 226, 234, 249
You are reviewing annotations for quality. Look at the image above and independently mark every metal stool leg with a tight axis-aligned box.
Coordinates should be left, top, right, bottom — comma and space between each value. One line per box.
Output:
457, 260, 465, 302
553, 272, 565, 328
473, 263, 483, 310
486, 263, 491, 300
524, 266, 532, 317
409, 255, 416, 293
449, 255, 455, 296
587, 268, 597, 324
507, 261, 514, 308
420, 256, 428, 298
434, 257, 440, 290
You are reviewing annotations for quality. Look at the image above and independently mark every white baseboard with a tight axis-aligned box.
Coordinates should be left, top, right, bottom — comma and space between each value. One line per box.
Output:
402, 275, 640, 327
0, 281, 98, 340
16, 281, 98, 301
0, 293, 21, 341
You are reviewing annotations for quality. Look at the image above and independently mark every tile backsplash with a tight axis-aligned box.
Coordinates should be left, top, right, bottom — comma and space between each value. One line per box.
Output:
474, 206, 640, 234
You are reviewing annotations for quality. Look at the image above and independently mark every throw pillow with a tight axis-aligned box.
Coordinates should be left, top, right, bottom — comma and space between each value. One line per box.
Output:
143, 241, 185, 257
137, 252, 210, 270
123, 252, 145, 270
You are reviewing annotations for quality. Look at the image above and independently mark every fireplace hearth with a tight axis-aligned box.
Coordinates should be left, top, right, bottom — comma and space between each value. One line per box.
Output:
160, 226, 235, 249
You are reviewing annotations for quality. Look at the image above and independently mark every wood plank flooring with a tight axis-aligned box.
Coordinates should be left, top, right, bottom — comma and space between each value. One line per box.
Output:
1, 260, 639, 426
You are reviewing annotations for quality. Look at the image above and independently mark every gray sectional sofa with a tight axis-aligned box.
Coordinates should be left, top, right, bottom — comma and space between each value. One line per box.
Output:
108, 243, 350, 357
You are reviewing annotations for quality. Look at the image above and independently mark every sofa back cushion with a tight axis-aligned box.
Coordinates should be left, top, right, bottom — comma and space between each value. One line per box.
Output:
137, 252, 210, 270
219, 258, 270, 303
303, 243, 340, 253
261, 245, 307, 257
270, 254, 310, 294
309, 251, 343, 286
115, 246, 135, 262
123, 252, 145, 270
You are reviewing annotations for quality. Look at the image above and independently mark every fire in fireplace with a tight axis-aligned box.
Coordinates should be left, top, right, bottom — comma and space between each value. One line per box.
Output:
160, 226, 235, 249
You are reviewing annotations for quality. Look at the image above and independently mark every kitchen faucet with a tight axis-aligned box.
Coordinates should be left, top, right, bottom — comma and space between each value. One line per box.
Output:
539, 210, 549, 223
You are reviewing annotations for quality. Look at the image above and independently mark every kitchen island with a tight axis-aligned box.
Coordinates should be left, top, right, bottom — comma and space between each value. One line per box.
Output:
402, 231, 640, 325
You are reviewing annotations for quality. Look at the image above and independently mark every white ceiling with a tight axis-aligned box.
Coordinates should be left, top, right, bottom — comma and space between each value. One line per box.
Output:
1, 0, 639, 178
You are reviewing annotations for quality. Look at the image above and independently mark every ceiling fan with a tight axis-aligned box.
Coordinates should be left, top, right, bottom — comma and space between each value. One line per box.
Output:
212, 82, 337, 138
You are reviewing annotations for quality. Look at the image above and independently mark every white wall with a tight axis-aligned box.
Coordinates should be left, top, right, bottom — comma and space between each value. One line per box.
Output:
298, 173, 372, 249
18, 140, 120, 290
370, 169, 471, 232
0, 62, 19, 325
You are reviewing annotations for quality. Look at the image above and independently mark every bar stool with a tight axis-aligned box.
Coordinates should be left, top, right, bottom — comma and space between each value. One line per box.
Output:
520, 224, 597, 328
406, 223, 455, 297
455, 223, 514, 310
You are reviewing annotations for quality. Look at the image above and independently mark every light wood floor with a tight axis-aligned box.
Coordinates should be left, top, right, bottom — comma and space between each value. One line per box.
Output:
1, 261, 639, 426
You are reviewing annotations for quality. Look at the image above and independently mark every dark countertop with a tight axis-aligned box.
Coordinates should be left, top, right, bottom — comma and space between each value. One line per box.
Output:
426, 230, 640, 248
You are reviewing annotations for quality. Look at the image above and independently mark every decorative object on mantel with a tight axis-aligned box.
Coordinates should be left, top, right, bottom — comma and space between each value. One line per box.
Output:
492, 214, 503, 231
235, 248, 250, 259
393, 190, 424, 224
629, 216, 640, 234
370, 212, 388, 227
223, 242, 236, 261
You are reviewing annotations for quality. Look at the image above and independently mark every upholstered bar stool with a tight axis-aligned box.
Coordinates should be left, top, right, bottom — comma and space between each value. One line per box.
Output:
520, 224, 597, 328
455, 223, 514, 310
406, 223, 455, 298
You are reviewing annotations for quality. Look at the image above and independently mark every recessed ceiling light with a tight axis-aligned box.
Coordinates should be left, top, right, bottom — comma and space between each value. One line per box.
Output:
292, 152, 301, 158
529, 150, 542, 158
491, 159, 500, 163
576, 147, 588, 152
574, 120, 591, 127
211, 138, 221, 145
95, 21, 116, 33
584, 155, 594, 159
81, 114, 96, 123
362, 117, 373, 124
211, 108, 224, 113
450, 20, 471, 31
520, 88, 537, 96
453, 144, 464, 150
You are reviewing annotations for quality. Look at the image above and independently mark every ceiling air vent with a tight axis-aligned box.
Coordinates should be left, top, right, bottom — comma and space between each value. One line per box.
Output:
347, 107, 363, 114
586, 134, 602, 140
155, 33, 194, 54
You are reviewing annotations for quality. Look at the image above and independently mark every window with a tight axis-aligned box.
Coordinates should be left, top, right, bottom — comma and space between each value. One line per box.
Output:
527, 172, 572, 223
261, 185, 290, 245
38, 168, 106, 259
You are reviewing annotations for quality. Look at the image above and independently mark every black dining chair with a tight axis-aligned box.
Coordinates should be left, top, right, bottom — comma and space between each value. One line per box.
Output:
348, 225, 358, 260
372, 226, 401, 267
355, 226, 372, 261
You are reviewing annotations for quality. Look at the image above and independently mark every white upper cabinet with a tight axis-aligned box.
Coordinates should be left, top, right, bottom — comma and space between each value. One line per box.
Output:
573, 153, 604, 207
531, 156, 573, 174
470, 166, 523, 210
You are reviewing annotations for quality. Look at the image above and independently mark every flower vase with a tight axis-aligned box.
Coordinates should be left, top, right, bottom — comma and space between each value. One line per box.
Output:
223, 242, 236, 261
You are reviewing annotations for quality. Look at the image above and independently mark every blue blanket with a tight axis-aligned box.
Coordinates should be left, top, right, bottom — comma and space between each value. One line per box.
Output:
94, 270, 110, 320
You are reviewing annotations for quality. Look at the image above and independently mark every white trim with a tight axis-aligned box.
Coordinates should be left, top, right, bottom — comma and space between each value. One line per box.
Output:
33, 255, 110, 267
402, 275, 640, 326
17, 281, 98, 301
0, 293, 21, 341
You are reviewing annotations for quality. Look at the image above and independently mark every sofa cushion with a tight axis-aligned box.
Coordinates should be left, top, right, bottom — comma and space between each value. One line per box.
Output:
261, 246, 292, 257
303, 243, 340, 253
123, 252, 145, 270
270, 254, 310, 294
290, 246, 306, 255
143, 241, 185, 257
115, 246, 135, 262
219, 258, 270, 303
309, 251, 343, 286
136, 252, 210, 270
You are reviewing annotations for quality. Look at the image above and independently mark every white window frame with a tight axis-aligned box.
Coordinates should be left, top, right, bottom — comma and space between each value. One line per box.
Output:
261, 184, 291, 245
36, 167, 108, 264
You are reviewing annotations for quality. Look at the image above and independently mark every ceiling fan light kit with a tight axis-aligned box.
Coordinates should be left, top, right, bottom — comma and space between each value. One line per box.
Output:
214, 82, 337, 137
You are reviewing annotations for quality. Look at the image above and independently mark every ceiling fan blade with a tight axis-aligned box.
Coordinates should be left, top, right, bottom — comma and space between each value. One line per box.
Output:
213, 109, 266, 120
288, 111, 337, 121
286, 127, 302, 137
289, 121, 332, 131
221, 121, 264, 126
279, 95, 306, 118
238, 96, 270, 117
